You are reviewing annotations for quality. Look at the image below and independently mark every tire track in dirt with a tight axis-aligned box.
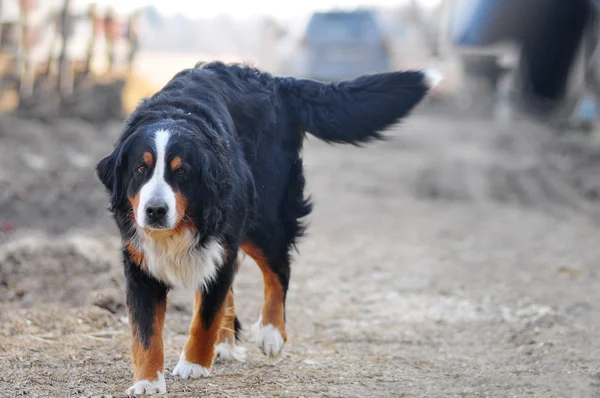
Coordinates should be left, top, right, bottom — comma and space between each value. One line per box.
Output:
410, 117, 600, 220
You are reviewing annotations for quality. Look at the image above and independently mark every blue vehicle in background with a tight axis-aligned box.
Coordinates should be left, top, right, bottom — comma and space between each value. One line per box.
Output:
301, 9, 391, 81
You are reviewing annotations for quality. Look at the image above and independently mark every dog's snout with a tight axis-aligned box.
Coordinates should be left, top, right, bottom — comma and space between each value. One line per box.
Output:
145, 203, 168, 222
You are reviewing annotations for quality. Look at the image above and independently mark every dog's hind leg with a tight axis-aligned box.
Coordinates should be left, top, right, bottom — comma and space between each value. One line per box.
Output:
214, 286, 247, 362
241, 240, 289, 357
214, 254, 246, 362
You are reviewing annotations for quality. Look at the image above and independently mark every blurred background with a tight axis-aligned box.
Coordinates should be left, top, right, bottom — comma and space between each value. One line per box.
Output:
0, 0, 598, 126
2, 1, 600, 396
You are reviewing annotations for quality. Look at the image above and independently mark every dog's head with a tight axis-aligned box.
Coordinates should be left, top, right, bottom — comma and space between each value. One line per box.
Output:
96, 117, 233, 233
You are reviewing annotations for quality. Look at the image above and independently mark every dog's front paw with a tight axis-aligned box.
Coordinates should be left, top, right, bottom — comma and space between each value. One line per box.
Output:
125, 371, 166, 395
172, 351, 211, 379
252, 316, 286, 357
215, 338, 247, 363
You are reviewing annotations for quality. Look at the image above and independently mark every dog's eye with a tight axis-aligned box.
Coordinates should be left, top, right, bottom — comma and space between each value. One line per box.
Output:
136, 165, 146, 174
175, 168, 186, 177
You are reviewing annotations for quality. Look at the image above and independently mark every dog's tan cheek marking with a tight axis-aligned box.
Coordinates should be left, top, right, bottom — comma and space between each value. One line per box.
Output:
143, 152, 154, 167
240, 242, 287, 341
170, 156, 182, 171
217, 288, 236, 344
131, 300, 165, 381
129, 192, 141, 220
184, 291, 225, 368
174, 191, 188, 225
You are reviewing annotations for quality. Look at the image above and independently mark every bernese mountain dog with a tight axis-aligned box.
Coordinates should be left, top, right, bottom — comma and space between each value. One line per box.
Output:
96, 61, 440, 395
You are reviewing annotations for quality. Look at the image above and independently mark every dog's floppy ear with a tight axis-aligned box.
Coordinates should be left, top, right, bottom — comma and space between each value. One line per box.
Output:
278, 70, 442, 144
96, 151, 116, 191
96, 143, 129, 211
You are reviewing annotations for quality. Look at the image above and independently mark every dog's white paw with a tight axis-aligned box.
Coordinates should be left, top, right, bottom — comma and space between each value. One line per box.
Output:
252, 316, 285, 357
125, 371, 166, 395
172, 351, 211, 379
215, 339, 247, 363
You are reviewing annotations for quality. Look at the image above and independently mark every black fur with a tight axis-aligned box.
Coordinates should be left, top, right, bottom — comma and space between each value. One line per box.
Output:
122, 249, 168, 349
234, 316, 242, 342
96, 62, 431, 343
278, 71, 431, 144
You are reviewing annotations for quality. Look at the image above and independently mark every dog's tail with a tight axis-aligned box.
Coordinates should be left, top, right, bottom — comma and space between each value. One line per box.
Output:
278, 70, 442, 144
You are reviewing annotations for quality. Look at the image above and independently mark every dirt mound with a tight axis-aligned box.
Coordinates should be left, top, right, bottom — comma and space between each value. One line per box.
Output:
0, 236, 123, 309
0, 115, 122, 238
15, 80, 126, 124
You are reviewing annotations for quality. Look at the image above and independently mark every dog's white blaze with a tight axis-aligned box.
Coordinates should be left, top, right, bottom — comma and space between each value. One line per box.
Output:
136, 129, 177, 229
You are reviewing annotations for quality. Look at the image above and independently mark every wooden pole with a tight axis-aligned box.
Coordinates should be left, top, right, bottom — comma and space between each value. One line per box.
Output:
126, 9, 139, 74
57, 0, 73, 98
105, 6, 116, 75
84, 2, 98, 77
18, 0, 33, 102
0, 0, 5, 54
44, 11, 59, 84
0, 0, 5, 97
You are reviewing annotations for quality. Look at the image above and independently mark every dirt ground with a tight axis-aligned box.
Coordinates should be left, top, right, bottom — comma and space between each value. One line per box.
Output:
1, 108, 600, 397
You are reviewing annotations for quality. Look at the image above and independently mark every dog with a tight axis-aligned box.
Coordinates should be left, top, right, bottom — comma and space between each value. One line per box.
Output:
96, 61, 440, 394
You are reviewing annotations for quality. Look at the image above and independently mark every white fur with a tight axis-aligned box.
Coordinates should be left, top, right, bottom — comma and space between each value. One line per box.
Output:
136, 129, 177, 229
132, 230, 224, 290
215, 338, 247, 363
125, 371, 166, 395
252, 315, 285, 357
129, 129, 224, 290
172, 351, 211, 379
424, 69, 443, 89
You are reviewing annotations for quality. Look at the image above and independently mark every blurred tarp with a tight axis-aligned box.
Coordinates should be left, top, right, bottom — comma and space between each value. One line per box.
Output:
448, 0, 596, 119
450, 0, 524, 46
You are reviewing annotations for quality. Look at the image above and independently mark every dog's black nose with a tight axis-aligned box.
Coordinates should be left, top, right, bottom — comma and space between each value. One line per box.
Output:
145, 203, 168, 222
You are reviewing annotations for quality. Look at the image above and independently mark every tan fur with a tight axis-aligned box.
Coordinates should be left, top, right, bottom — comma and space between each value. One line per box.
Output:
174, 192, 188, 225
129, 192, 141, 220
183, 291, 225, 368
125, 240, 146, 269
143, 151, 154, 167
170, 156, 182, 170
217, 288, 237, 345
240, 241, 287, 341
131, 300, 165, 381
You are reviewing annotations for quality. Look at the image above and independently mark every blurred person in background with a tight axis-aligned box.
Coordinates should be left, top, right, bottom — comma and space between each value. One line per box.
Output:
436, 0, 600, 128
126, 9, 139, 73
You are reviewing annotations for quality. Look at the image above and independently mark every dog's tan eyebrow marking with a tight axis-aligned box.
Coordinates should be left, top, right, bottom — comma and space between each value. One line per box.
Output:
143, 152, 154, 167
170, 156, 182, 171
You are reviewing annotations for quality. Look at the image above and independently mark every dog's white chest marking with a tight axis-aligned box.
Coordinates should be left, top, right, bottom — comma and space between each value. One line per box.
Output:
134, 230, 224, 290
